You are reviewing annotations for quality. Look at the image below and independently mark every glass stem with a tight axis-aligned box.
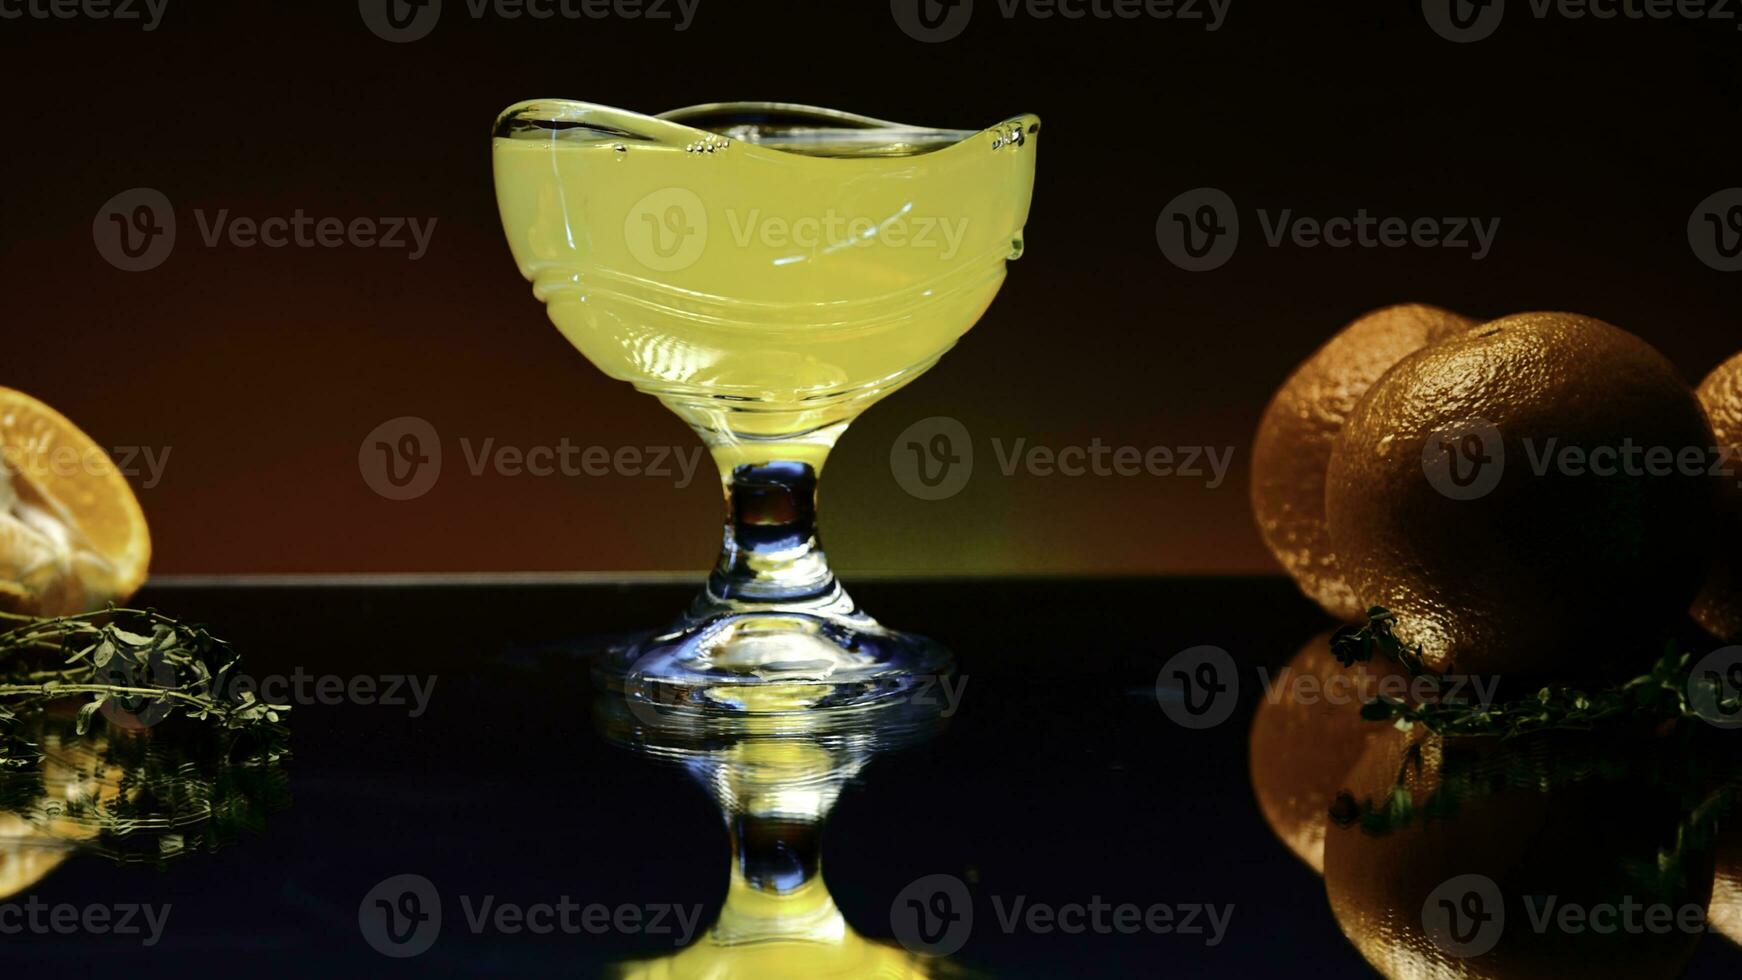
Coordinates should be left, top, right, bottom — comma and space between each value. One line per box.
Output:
702, 460, 841, 608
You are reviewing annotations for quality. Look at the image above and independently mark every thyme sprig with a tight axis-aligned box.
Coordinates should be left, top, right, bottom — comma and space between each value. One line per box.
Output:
0, 607, 288, 752
1328, 606, 1738, 738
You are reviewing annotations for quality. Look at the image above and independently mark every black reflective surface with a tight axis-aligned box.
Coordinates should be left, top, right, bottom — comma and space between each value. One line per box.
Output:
1, 578, 1738, 977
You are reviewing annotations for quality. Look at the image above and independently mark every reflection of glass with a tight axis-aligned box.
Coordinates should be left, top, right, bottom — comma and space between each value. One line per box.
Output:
595, 694, 956, 977
495, 100, 1038, 711
0, 701, 288, 897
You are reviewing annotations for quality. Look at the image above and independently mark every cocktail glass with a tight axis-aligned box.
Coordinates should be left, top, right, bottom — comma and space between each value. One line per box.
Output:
493, 99, 1039, 711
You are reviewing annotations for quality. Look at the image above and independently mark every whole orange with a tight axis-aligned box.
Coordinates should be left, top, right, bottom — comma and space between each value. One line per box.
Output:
1252, 304, 1476, 620
1325, 313, 1718, 682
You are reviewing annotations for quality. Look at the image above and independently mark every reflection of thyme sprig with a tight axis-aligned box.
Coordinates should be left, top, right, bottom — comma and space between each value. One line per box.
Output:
1327, 607, 1742, 899
1329, 606, 1738, 738
0, 704, 290, 865
1330, 733, 1738, 900
0, 607, 288, 760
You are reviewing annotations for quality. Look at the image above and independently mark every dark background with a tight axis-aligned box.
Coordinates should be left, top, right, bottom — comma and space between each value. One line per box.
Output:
1, 0, 1738, 576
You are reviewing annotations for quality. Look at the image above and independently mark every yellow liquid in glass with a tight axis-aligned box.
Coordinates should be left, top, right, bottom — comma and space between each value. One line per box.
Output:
494, 102, 1038, 472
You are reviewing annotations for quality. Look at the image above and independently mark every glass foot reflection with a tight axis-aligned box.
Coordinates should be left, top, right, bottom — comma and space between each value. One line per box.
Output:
596, 692, 962, 977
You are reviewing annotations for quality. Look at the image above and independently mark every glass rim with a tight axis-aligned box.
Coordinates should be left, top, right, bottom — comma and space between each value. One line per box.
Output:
492, 98, 1039, 160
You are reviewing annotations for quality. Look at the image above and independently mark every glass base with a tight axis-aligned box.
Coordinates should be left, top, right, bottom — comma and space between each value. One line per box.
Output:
593, 602, 952, 714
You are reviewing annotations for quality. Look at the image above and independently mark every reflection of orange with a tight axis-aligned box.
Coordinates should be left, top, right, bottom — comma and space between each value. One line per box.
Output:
1248, 632, 1401, 872
0, 815, 70, 901
1324, 729, 1713, 979
1326, 313, 1718, 682
0, 387, 150, 616
1716, 816, 1742, 946
1693, 352, 1742, 642
1252, 304, 1475, 620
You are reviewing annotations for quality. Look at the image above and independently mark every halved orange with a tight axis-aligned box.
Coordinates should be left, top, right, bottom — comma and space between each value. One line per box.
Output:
0, 387, 150, 617
1693, 351, 1742, 642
